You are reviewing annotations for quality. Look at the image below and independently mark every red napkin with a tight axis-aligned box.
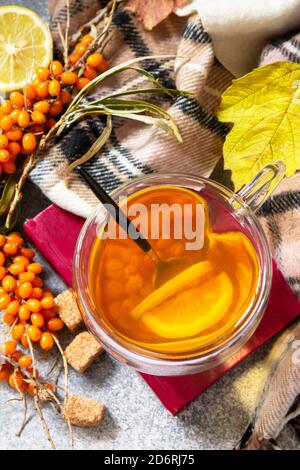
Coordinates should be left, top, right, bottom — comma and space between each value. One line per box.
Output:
24, 204, 300, 414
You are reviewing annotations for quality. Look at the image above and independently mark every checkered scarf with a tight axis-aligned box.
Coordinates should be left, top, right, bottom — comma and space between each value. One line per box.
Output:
30, 0, 300, 301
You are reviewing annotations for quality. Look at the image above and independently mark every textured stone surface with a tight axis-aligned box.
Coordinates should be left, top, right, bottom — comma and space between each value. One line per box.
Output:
0, 0, 299, 451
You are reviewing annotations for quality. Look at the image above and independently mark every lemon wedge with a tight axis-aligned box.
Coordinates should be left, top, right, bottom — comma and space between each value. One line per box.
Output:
0, 6, 52, 92
141, 272, 233, 339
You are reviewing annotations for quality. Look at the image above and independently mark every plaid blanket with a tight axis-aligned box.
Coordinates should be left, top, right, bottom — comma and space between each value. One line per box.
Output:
30, 0, 300, 301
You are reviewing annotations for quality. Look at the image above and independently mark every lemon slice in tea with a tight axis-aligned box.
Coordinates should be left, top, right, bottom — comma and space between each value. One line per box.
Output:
0, 6, 52, 92
141, 272, 233, 339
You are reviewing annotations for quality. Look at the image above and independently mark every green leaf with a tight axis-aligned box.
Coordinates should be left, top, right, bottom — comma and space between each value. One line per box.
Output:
0, 175, 16, 216
216, 62, 300, 189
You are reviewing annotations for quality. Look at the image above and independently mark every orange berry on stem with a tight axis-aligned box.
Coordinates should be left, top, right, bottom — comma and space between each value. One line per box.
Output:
19, 304, 31, 321
24, 83, 37, 101
81, 33, 94, 46
19, 271, 35, 283
60, 89, 71, 105
10, 91, 24, 108
1, 340, 17, 356
3, 161, 16, 175
86, 52, 105, 68
17, 110, 30, 128
13, 254, 29, 265
9, 371, 25, 391
49, 79, 61, 97
31, 312, 44, 328
7, 141, 21, 156
10, 108, 20, 124
0, 149, 11, 163
27, 262, 42, 275
40, 332, 54, 351
12, 351, 22, 361
21, 334, 29, 348
11, 324, 25, 341
2, 313, 15, 326
50, 60, 64, 76
31, 287, 43, 299
47, 317, 64, 332
1, 100, 13, 115
76, 77, 91, 90
0, 134, 8, 149
75, 42, 87, 55
7, 233, 23, 246
49, 100, 63, 116
20, 247, 35, 260
0, 293, 11, 309
61, 71, 77, 85
18, 281, 33, 299
0, 252, 5, 266
6, 300, 20, 316
27, 325, 42, 342
9, 263, 25, 276
0, 266, 7, 281
6, 128, 23, 141
0, 365, 10, 381
68, 52, 81, 65
18, 355, 32, 368
2, 275, 16, 292
41, 295, 54, 310
22, 133, 37, 152
0, 234, 6, 247
83, 65, 98, 80
3, 242, 19, 255
36, 66, 50, 81
31, 110, 46, 124
32, 276, 43, 288
33, 100, 50, 114
0, 115, 13, 132
26, 298, 41, 313
42, 308, 57, 319
36, 81, 49, 99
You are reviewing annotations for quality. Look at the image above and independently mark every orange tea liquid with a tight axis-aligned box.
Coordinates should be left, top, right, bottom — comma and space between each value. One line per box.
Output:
88, 186, 259, 356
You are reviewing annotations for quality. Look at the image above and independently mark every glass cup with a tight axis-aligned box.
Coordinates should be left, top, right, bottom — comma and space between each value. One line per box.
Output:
73, 161, 285, 376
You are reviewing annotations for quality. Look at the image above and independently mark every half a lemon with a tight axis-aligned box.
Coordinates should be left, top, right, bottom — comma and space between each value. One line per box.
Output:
0, 6, 52, 92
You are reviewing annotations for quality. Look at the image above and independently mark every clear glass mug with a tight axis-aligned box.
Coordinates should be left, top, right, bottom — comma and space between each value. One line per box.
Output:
73, 161, 285, 376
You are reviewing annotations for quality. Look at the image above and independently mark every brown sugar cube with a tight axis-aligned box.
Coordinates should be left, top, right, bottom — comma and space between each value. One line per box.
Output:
65, 331, 103, 373
56, 289, 83, 333
64, 395, 105, 427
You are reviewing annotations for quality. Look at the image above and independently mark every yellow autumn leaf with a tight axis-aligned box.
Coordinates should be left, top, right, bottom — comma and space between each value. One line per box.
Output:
216, 62, 300, 190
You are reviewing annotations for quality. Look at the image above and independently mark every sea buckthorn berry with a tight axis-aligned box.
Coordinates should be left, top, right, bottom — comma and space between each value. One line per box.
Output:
7, 142, 21, 156
32, 276, 43, 288
49, 79, 61, 97
31, 111, 46, 124
1, 340, 17, 356
10, 108, 20, 124
9, 371, 25, 391
50, 60, 64, 76
0, 293, 11, 309
21, 334, 29, 348
81, 34, 94, 46
86, 52, 105, 68
40, 332, 54, 351
27, 262, 42, 275
47, 317, 64, 332
61, 71, 77, 85
1, 99, 13, 115
42, 308, 57, 319
0, 134, 8, 149
18, 355, 32, 368
0, 266, 7, 281
98, 58, 109, 73
6, 300, 20, 316
20, 247, 35, 260
6, 128, 23, 141
18, 281, 33, 299
33, 100, 50, 114
13, 254, 29, 265
0, 149, 10, 163
26, 299, 41, 313
19, 305, 31, 321
22, 133, 37, 152
0, 235, 5, 247
49, 100, 63, 116
2, 275, 16, 292
0, 252, 5, 266
26, 382, 35, 396
24, 83, 37, 101
0, 115, 13, 132
0, 365, 10, 381
36, 81, 49, 99
27, 325, 42, 342
68, 52, 80, 65
9, 263, 25, 276
41, 295, 54, 310
36, 66, 50, 81
75, 42, 87, 55
12, 351, 22, 361
31, 312, 44, 328
10, 91, 24, 108
18, 271, 35, 283
3, 242, 19, 255
3, 161, 16, 174
17, 111, 30, 128
11, 324, 25, 341
31, 287, 43, 300
75, 77, 91, 90
83, 65, 98, 80
2, 313, 15, 325
59, 89, 71, 105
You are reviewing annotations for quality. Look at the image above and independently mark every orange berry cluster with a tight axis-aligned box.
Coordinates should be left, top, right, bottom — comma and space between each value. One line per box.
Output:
0, 33, 108, 176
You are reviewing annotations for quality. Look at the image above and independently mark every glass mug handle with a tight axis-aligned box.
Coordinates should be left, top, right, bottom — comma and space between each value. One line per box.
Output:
235, 161, 286, 212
